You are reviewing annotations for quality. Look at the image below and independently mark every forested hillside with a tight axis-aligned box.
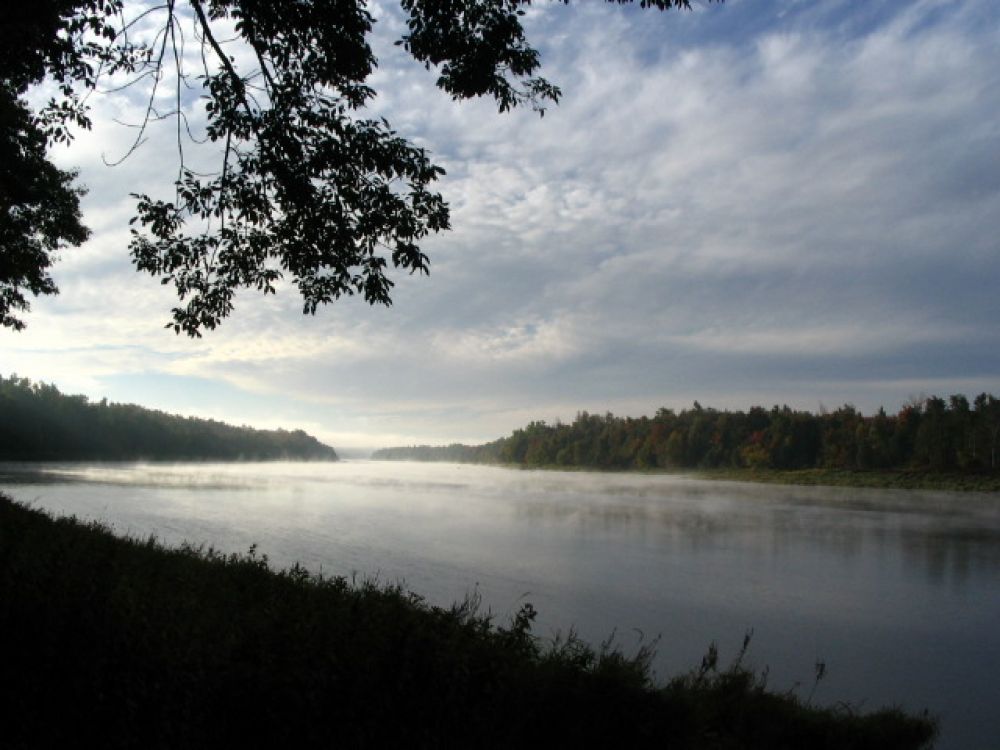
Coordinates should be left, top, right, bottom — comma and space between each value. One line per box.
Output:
374, 396, 1000, 474
0, 376, 337, 461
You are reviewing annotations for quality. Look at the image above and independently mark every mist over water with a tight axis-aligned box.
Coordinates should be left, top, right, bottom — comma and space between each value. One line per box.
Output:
2, 460, 997, 749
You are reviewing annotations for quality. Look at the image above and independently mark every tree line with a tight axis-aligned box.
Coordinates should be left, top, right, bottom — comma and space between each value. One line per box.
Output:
374, 395, 1000, 473
0, 375, 336, 461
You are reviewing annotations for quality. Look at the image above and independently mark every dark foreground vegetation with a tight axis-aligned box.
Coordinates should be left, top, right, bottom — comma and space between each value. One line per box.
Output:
374, 394, 1000, 490
0, 493, 935, 749
0, 375, 336, 461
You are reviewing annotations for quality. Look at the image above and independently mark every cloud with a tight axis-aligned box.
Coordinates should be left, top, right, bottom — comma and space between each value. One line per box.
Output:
3, 0, 998, 448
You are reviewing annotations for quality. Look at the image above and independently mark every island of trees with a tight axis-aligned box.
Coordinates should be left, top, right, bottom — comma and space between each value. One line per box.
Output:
0, 375, 336, 461
374, 394, 1000, 488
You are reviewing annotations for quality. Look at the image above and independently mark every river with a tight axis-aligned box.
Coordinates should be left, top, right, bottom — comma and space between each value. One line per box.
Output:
1, 460, 997, 749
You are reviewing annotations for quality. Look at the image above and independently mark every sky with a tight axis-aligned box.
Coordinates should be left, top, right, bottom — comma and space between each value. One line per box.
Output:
3, 0, 999, 453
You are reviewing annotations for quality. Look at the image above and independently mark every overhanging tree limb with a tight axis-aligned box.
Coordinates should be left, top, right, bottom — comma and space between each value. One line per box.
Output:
2, 0, 719, 334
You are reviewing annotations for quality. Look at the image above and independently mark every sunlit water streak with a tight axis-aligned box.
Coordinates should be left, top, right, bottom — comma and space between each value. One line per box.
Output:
1, 460, 997, 749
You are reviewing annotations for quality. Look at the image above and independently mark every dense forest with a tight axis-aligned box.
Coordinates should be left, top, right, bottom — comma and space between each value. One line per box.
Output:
374, 395, 1000, 474
0, 376, 337, 461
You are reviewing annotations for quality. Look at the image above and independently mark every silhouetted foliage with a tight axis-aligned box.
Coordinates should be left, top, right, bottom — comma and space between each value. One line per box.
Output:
374, 395, 1000, 477
2, 0, 718, 334
0, 374, 336, 460
0, 493, 936, 749
0, 1, 108, 329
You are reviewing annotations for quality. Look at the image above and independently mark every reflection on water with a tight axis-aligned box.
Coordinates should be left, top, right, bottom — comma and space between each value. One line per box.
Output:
1, 460, 998, 750
505, 476, 1000, 589
0, 464, 265, 491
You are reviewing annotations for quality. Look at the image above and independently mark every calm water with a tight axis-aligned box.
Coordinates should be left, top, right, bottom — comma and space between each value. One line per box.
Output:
2, 460, 998, 749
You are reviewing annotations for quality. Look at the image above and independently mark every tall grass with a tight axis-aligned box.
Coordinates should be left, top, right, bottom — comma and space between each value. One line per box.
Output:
0, 493, 936, 748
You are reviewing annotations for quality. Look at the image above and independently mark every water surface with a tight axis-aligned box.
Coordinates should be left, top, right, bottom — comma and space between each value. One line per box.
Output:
2, 460, 997, 749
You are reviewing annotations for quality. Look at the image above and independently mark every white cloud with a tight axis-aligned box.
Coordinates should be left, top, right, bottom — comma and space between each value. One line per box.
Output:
432, 317, 583, 366
4, 0, 999, 448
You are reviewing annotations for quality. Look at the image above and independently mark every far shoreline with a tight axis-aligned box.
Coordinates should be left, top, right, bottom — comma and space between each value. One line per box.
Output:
373, 458, 1000, 493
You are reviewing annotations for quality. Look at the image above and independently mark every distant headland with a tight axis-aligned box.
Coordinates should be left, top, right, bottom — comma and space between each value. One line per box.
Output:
0, 375, 337, 462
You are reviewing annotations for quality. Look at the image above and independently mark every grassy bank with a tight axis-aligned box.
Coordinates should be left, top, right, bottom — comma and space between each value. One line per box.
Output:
485, 461, 1000, 492
694, 467, 1000, 492
0, 493, 936, 749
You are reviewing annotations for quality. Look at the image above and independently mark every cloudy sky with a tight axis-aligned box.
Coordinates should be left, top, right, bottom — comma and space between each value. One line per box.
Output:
4, 0, 999, 452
